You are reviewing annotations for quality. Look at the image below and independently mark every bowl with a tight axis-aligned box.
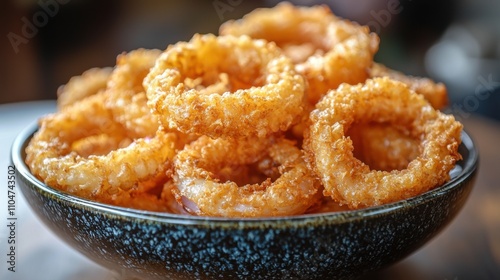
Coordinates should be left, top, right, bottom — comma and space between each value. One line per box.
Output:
11, 122, 478, 280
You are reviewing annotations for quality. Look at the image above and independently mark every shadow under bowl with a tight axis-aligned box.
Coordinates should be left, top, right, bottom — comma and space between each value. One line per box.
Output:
11, 122, 478, 280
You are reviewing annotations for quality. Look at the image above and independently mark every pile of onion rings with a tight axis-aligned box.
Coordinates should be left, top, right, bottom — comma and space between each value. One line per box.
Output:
25, 2, 463, 217
220, 1, 380, 105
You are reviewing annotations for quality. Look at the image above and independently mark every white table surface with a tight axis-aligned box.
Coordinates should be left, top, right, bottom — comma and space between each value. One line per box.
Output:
0, 101, 112, 280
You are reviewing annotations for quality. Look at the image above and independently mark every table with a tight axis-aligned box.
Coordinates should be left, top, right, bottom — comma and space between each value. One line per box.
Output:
0, 101, 499, 280
0, 101, 112, 280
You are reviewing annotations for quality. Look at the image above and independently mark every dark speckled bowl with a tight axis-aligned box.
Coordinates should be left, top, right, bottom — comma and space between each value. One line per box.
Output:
12, 122, 478, 280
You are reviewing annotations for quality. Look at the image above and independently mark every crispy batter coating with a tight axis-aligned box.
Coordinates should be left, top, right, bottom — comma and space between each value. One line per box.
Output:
25, 2, 463, 216
25, 92, 177, 198
144, 33, 306, 139
368, 62, 448, 110
105, 49, 162, 138
347, 122, 421, 172
220, 2, 336, 64
305, 193, 351, 214
70, 133, 132, 158
220, 1, 380, 105
173, 136, 321, 217
57, 67, 112, 109
305, 77, 462, 209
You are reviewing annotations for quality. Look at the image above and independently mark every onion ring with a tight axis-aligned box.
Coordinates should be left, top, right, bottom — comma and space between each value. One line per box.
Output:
70, 133, 132, 158
105, 49, 162, 138
219, 2, 379, 105
97, 170, 175, 212
56, 67, 112, 109
305, 193, 350, 214
161, 181, 190, 215
305, 77, 462, 209
173, 136, 321, 217
144, 33, 306, 139
25, 92, 177, 198
220, 2, 337, 64
368, 62, 448, 109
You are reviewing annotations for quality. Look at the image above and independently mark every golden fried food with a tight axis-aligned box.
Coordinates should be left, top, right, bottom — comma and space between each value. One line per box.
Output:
305, 77, 462, 209
144, 33, 306, 139
25, 92, 177, 198
347, 122, 421, 172
305, 193, 351, 214
220, 2, 336, 64
220, 1, 380, 105
368, 62, 448, 109
56, 67, 112, 109
105, 49, 162, 138
173, 136, 321, 217
70, 133, 132, 158
25, 2, 464, 216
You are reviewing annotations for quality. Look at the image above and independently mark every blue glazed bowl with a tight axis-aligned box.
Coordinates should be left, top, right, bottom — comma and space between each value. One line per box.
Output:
11, 122, 478, 280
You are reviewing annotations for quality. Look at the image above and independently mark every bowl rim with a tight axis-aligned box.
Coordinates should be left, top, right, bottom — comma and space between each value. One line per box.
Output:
11, 121, 479, 225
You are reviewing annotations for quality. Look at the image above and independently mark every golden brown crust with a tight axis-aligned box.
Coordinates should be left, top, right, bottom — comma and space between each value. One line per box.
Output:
305, 77, 462, 209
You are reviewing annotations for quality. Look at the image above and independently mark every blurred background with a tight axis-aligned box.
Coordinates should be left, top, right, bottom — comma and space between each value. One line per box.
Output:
1, 0, 499, 120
